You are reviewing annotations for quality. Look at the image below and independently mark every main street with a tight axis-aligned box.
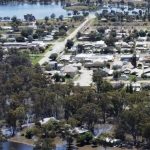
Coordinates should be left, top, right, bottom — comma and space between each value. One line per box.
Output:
38, 14, 95, 65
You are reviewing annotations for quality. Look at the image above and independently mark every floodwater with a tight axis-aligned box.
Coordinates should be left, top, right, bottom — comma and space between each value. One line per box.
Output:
0, 2, 145, 19
0, 2, 70, 19
2, 142, 33, 150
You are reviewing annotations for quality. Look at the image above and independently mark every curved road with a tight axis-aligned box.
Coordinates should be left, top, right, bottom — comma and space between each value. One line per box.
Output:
39, 14, 95, 65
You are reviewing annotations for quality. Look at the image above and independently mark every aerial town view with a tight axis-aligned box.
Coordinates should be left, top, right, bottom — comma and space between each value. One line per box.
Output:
1, 0, 150, 150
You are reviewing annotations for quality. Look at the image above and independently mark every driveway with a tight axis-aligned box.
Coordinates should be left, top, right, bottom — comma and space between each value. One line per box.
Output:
74, 68, 93, 86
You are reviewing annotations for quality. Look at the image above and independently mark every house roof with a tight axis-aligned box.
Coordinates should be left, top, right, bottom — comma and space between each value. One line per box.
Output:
62, 65, 78, 73
60, 55, 71, 61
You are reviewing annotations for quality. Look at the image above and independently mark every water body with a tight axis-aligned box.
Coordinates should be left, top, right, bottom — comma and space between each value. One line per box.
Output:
0, 2, 145, 20
0, 2, 70, 19
1, 142, 68, 150
2, 142, 33, 150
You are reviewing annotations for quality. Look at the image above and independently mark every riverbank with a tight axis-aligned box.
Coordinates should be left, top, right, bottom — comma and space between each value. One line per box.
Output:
64, 5, 98, 11
8, 136, 137, 150
8, 136, 34, 147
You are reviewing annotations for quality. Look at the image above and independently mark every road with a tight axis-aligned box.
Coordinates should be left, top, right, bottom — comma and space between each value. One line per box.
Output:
38, 14, 95, 65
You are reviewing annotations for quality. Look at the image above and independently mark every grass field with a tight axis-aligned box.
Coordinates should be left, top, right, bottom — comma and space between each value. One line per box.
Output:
29, 45, 51, 65
64, 5, 98, 11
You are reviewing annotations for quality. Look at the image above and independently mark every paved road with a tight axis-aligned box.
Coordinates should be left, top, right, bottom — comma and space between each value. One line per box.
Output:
39, 14, 95, 65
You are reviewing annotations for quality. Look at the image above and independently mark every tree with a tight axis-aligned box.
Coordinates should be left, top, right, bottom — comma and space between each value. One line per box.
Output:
16, 36, 25, 42
51, 13, 56, 19
77, 44, 84, 53
142, 123, 150, 145
110, 92, 124, 117
34, 138, 55, 150
73, 10, 78, 15
21, 28, 33, 38
49, 53, 58, 61
0, 49, 3, 61
120, 108, 143, 145
53, 73, 61, 82
131, 53, 137, 68
77, 132, 93, 146
76, 103, 99, 130
28, 35, 33, 43
45, 16, 49, 23
11, 16, 21, 28
105, 37, 115, 46
138, 30, 146, 37
97, 93, 111, 123
59, 15, 64, 21
76, 31, 81, 38
66, 40, 74, 49
24, 14, 35, 22
11, 16, 17, 23
113, 71, 121, 81
36, 28, 45, 38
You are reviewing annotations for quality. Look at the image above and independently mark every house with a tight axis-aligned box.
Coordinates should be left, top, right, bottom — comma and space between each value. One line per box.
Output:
75, 54, 114, 62
136, 41, 147, 47
131, 68, 142, 77
84, 59, 105, 68
72, 127, 89, 134
1, 127, 13, 137
120, 54, 139, 61
101, 18, 107, 22
61, 64, 78, 77
126, 82, 141, 92
43, 36, 53, 41
39, 117, 58, 125
142, 68, 150, 77
112, 60, 123, 69
94, 40, 107, 48
142, 56, 150, 64
137, 36, 147, 41
48, 61, 58, 70
103, 68, 113, 75
60, 55, 72, 63
115, 41, 129, 48
0, 26, 12, 30
32, 41, 47, 49
123, 68, 131, 74
3, 42, 28, 49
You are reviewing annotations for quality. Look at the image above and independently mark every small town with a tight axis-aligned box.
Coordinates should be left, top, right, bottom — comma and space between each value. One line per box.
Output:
1, 0, 150, 150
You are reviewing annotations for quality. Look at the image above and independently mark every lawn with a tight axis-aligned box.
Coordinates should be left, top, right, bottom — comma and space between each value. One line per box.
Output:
29, 45, 51, 65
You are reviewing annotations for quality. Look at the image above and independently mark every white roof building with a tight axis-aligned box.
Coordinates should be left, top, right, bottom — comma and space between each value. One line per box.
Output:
60, 55, 71, 62
94, 40, 107, 48
1, 26, 12, 30
115, 41, 129, 47
73, 127, 89, 134
75, 54, 114, 62
39, 117, 58, 125
112, 60, 123, 68
126, 82, 141, 92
